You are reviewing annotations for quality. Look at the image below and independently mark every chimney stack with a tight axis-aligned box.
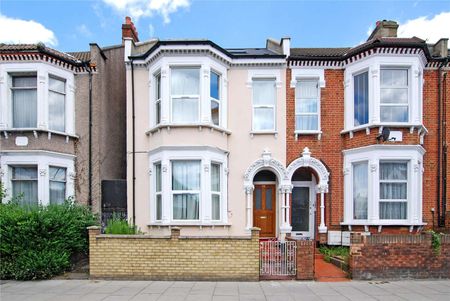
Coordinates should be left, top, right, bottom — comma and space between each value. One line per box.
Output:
122, 16, 139, 43
367, 20, 399, 41
432, 38, 449, 58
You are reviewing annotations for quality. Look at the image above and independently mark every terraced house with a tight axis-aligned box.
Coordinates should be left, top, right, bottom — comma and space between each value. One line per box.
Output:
0, 42, 127, 216
126, 19, 450, 243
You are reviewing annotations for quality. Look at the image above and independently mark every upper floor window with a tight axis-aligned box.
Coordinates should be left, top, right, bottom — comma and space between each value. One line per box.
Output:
353, 71, 369, 126
211, 162, 221, 220
170, 67, 200, 124
380, 68, 408, 123
48, 76, 66, 132
210, 71, 220, 126
154, 72, 162, 125
11, 75, 37, 128
252, 79, 276, 131
295, 80, 319, 131
49, 166, 66, 205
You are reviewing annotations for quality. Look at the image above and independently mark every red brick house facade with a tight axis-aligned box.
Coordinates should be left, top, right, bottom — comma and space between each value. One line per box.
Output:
286, 21, 450, 243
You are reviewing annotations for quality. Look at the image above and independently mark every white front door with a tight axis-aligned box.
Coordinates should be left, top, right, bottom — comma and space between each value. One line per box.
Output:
291, 182, 315, 239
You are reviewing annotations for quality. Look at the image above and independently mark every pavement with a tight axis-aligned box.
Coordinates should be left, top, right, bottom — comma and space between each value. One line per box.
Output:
1, 279, 450, 301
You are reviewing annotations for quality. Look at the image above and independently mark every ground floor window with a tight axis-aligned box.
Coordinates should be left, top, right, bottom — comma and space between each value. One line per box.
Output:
1, 152, 75, 205
149, 147, 228, 225
343, 145, 424, 226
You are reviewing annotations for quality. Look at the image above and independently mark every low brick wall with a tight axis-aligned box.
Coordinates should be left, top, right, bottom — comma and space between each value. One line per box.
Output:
295, 240, 315, 280
87, 226, 260, 281
350, 233, 450, 280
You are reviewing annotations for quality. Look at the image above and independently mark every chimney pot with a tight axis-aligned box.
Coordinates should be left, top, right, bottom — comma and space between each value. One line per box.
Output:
367, 20, 399, 41
122, 16, 139, 43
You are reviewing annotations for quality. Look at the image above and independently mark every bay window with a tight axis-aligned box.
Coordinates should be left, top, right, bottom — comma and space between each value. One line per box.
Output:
12, 75, 37, 128
11, 166, 38, 206
210, 71, 220, 126
379, 162, 408, 219
252, 79, 276, 131
380, 68, 409, 123
49, 166, 66, 205
295, 80, 319, 131
48, 76, 66, 132
154, 72, 162, 125
211, 163, 221, 220
343, 145, 424, 226
353, 71, 369, 126
149, 147, 228, 225
170, 67, 200, 123
172, 160, 201, 220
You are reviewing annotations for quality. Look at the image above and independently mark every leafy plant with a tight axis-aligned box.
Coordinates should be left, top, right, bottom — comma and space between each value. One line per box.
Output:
319, 245, 350, 262
0, 200, 98, 280
104, 215, 139, 234
427, 230, 443, 255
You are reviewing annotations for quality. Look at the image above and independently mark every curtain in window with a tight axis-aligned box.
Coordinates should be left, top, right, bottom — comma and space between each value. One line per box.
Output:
353, 72, 369, 126
172, 98, 199, 123
379, 162, 407, 219
353, 162, 368, 219
48, 77, 65, 132
253, 80, 275, 131
295, 81, 318, 131
12, 76, 37, 128
11, 166, 38, 206
172, 161, 200, 220
211, 163, 220, 220
49, 167, 66, 205
171, 68, 200, 95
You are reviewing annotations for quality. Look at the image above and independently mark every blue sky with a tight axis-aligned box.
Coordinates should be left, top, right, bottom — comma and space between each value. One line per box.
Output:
1, 0, 449, 52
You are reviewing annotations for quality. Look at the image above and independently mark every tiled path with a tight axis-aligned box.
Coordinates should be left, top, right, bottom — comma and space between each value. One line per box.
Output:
314, 253, 349, 282
1, 279, 450, 301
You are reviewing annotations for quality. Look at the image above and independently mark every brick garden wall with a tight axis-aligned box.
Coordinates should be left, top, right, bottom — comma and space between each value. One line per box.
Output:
291, 239, 315, 280
87, 226, 260, 281
349, 233, 450, 280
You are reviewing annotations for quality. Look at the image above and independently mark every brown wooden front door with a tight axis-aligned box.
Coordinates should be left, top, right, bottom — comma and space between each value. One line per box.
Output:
253, 184, 276, 237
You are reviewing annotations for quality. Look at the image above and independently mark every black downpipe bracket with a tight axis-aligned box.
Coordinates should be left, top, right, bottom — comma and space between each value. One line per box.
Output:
130, 59, 136, 225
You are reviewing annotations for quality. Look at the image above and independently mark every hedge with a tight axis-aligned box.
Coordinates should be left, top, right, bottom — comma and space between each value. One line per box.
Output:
0, 200, 98, 280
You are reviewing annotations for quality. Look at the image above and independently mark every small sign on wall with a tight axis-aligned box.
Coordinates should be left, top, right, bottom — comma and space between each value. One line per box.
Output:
389, 131, 403, 142
15, 136, 28, 146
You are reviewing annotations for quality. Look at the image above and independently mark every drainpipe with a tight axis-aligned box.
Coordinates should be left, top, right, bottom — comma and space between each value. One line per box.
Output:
442, 66, 448, 226
82, 61, 93, 208
437, 58, 448, 227
130, 58, 136, 225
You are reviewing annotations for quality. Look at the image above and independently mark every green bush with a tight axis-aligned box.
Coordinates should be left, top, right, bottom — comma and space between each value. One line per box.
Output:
319, 245, 350, 262
0, 200, 98, 280
104, 215, 139, 234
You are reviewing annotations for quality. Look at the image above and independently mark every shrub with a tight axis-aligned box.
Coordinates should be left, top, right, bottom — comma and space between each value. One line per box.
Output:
319, 245, 350, 262
0, 200, 98, 280
104, 215, 139, 234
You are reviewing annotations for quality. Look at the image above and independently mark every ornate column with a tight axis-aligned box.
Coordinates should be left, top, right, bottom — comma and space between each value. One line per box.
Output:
317, 183, 328, 233
280, 185, 293, 234
245, 185, 254, 230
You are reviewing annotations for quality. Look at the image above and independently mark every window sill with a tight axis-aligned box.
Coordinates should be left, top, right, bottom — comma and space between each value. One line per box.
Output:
294, 130, 322, 140
340, 221, 427, 232
1, 128, 78, 140
341, 123, 428, 139
147, 222, 231, 228
250, 131, 278, 138
146, 124, 231, 135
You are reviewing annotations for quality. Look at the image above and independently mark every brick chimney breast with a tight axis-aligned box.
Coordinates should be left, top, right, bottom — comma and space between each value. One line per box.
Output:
367, 20, 399, 41
122, 16, 139, 43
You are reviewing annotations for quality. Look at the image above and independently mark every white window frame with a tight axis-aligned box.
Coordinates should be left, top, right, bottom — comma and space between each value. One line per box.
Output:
251, 78, 277, 132
210, 70, 221, 127
147, 56, 228, 130
154, 71, 162, 126
49, 165, 67, 205
171, 159, 201, 221
379, 67, 409, 123
10, 73, 38, 129
342, 145, 424, 226
148, 146, 228, 225
0, 62, 75, 135
379, 160, 408, 220
170, 66, 201, 124
48, 75, 67, 133
0, 151, 75, 205
343, 55, 424, 133
210, 162, 222, 221
154, 162, 162, 221
295, 79, 321, 133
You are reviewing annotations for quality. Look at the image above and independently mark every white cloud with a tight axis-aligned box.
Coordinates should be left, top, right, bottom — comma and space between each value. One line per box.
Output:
398, 12, 450, 43
0, 14, 57, 46
103, 0, 190, 23
76, 24, 93, 38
